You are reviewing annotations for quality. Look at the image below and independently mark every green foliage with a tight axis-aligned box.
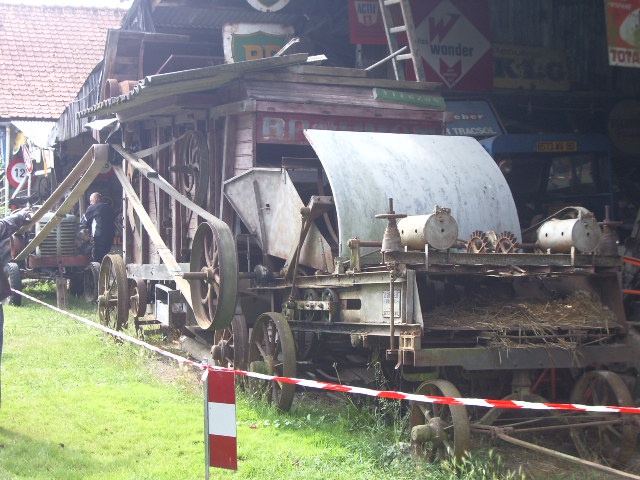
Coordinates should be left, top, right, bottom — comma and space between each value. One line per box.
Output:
438, 450, 526, 480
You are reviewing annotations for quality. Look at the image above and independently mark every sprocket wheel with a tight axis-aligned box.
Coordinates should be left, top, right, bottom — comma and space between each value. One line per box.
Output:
494, 231, 518, 254
467, 230, 490, 253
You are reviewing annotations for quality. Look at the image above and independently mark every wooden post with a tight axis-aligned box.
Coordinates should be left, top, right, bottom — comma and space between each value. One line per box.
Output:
56, 273, 67, 310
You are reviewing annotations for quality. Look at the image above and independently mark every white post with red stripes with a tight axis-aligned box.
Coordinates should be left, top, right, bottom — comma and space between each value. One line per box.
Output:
204, 367, 237, 476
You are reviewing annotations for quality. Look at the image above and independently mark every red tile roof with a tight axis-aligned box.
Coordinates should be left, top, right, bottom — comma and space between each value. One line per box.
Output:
0, 3, 125, 120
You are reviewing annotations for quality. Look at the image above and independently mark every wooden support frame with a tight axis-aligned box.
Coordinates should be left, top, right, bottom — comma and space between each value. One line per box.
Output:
111, 143, 238, 330
15, 144, 110, 261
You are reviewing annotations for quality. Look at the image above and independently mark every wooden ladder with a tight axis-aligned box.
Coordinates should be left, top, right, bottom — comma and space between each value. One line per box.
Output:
378, 0, 426, 82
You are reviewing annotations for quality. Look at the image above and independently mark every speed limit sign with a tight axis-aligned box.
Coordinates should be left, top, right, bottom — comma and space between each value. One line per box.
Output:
8, 158, 27, 188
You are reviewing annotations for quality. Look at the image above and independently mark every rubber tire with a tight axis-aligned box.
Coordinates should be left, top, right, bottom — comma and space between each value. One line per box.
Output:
69, 273, 84, 296
4, 263, 22, 306
83, 262, 101, 303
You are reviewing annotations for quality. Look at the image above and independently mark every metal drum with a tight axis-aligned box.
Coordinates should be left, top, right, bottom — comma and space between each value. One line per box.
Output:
397, 207, 458, 250
537, 211, 601, 253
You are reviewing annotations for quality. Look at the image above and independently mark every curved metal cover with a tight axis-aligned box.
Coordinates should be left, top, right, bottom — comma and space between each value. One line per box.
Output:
303, 130, 520, 258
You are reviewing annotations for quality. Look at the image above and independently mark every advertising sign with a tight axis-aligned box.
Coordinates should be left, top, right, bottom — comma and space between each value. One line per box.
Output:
445, 100, 504, 138
605, 0, 640, 68
223, 23, 294, 63
257, 112, 443, 144
493, 44, 569, 91
246, 0, 290, 12
348, 0, 386, 44
412, 0, 492, 90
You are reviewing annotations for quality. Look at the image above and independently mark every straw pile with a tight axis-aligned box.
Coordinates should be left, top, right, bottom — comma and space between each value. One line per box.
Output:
425, 290, 617, 349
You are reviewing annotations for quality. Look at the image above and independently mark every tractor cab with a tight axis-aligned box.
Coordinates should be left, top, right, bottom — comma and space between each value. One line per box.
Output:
481, 134, 614, 230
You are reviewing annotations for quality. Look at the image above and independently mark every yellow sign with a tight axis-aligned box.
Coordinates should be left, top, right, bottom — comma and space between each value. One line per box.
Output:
536, 141, 577, 153
493, 44, 570, 91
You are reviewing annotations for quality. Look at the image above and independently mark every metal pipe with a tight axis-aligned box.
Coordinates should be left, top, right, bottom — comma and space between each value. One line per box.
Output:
389, 275, 395, 351
365, 46, 408, 71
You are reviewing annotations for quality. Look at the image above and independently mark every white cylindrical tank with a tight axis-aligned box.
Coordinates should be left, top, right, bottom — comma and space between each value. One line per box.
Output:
398, 206, 458, 250
537, 210, 601, 253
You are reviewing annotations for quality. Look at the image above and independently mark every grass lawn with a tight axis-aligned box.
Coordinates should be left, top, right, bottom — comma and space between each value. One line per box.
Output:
0, 284, 444, 480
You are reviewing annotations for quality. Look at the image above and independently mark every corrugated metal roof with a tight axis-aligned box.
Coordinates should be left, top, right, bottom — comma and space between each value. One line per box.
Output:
79, 53, 310, 117
152, 5, 303, 30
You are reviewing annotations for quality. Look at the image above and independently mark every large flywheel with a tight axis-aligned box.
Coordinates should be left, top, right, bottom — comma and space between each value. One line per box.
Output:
97, 254, 129, 331
189, 221, 238, 330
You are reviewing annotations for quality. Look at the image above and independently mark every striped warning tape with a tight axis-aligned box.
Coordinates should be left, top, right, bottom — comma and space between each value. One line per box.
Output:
13, 289, 640, 415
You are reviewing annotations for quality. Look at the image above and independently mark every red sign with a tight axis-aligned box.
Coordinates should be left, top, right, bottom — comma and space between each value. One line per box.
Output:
411, 0, 492, 90
205, 369, 237, 471
348, 0, 386, 44
257, 112, 443, 144
8, 157, 27, 188
605, 0, 640, 68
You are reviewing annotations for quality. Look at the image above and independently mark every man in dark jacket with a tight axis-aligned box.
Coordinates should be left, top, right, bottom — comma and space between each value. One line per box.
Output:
80, 192, 115, 263
0, 208, 32, 407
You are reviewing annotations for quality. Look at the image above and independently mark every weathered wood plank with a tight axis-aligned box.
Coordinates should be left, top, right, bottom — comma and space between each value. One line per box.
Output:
255, 100, 446, 121
242, 71, 440, 90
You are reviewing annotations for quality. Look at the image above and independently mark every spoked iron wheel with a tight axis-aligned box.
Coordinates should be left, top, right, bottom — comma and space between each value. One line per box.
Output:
410, 379, 470, 463
97, 254, 128, 331
211, 315, 248, 370
189, 221, 237, 330
247, 312, 296, 411
175, 130, 209, 206
569, 370, 638, 467
129, 279, 148, 336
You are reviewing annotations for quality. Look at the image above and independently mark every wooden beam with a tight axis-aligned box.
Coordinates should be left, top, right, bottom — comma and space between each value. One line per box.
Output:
15, 145, 110, 261
18, 145, 105, 232
113, 165, 198, 319
242, 71, 441, 90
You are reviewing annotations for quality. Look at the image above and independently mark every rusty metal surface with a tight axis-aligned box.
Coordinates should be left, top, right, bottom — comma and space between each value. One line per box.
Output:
303, 130, 521, 259
411, 343, 634, 370
224, 168, 334, 272
27, 255, 90, 269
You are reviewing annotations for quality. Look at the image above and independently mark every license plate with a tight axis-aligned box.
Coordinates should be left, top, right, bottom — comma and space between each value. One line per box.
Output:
382, 290, 401, 318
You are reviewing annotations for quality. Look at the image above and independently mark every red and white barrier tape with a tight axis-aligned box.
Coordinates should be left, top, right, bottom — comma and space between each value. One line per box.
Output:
13, 289, 640, 415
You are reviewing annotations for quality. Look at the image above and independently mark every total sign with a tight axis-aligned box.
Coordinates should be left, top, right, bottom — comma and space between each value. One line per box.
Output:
413, 0, 492, 90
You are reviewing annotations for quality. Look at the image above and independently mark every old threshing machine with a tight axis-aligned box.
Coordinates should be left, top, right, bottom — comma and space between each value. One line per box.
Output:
28, 58, 636, 468
218, 130, 637, 467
